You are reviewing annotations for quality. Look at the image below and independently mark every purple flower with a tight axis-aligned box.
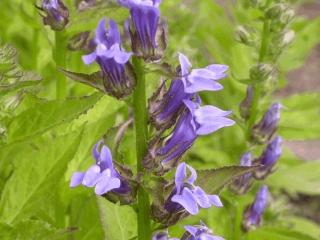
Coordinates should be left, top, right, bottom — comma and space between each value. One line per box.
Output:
118, 0, 167, 61
181, 221, 224, 240
243, 185, 269, 230
70, 141, 130, 195
165, 163, 223, 215
231, 152, 253, 194
254, 136, 282, 179
152, 231, 178, 240
39, 0, 69, 31
145, 99, 234, 173
178, 53, 228, 94
82, 18, 135, 99
253, 103, 281, 143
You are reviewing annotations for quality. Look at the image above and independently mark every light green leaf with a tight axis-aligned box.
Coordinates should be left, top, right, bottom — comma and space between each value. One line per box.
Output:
267, 161, 320, 195
279, 93, 320, 140
196, 165, 259, 194
246, 226, 317, 240
6, 93, 101, 143
0, 130, 83, 224
96, 197, 137, 240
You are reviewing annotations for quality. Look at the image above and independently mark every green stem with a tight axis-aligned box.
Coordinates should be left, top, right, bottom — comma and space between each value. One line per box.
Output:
54, 31, 67, 99
132, 57, 152, 240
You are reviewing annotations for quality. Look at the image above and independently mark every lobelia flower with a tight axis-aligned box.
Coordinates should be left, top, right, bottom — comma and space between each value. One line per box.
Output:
181, 221, 225, 240
70, 141, 130, 196
152, 231, 178, 240
242, 185, 269, 231
254, 136, 282, 179
252, 103, 281, 143
82, 18, 135, 99
164, 162, 223, 216
38, 0, 69, 31
149, 53, 229, 130
118, 0, 167, 61
231, 152, 253, 194
144, 99, 234, 173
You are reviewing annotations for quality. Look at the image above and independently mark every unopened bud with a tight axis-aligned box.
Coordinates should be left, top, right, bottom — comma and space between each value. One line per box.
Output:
249, 64, 275, 83
235, 26, 254, 46
240, 86, 253, 119
38, 0, 69, 31
281, 30, 295, 47
231, 152, 253, 194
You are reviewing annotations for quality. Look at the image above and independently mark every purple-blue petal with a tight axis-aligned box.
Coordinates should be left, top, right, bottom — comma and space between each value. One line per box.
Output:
82, 165, 101, 187
178, 53, 192, 76
171, 187, 199, 215
70, 172, 85, 187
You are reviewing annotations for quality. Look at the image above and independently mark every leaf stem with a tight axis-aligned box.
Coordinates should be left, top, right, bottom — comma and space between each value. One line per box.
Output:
54, 31, 67, 99
132, 56, 152, 240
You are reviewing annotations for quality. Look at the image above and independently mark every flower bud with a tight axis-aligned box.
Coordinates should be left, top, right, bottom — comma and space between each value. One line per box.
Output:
38, 0, 69, 31
249, 64, 275, 83
254, 136, 282, 179
281, 30, 295, 47
118, 0, 167, 62
239, 86, 253, 119
235, 26, 254, 46
252, 103, 281, 143
231, 152, 253, 194
242, 185, 269, 231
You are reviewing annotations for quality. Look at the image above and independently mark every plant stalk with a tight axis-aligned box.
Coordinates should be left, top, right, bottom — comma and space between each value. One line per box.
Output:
54, 31, 67, 99
132, 57, 152, 240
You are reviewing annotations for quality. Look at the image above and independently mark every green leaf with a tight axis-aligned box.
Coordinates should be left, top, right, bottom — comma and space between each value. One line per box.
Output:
6, 93, 101, 143
247, 226, 317, 240
0, 130, 83, 224
279, 93, 320, 140
196, 165, 259, 194
267, 161, 320, 195
96, 197, 137, 240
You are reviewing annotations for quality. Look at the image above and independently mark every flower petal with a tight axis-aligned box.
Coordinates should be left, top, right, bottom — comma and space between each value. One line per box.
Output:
175, 162, 186, 193
171, 187, 199, 215
95, 18, 107, 44
82, 165, 101, 187
193, 186, 212, 208
184, 225, 198, 236
82, 52, 97, 65
184, 75, 223, 93
178, 53, 192, 76
70, 172, 85, 187
94, 174, 121, 195
208, 195, 223, 207
196, 117, 235, 135
99, 145, 113, 171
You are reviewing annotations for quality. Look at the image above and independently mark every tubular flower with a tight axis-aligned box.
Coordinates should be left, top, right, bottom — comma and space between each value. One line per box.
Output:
181, 221, 225, 240
164, 163, 223, 215
39, 0, 69, 31
70, 141, 130, 196
254, 136, 282, 179
231, 152, 253, 194
82, 18, 135, 99
178, 53, 228, 94
118, 0, 167, 61
152, 231, 178, 240
144, 99, 234, 173
243, 185, 269, 231
252, 103, 281, 143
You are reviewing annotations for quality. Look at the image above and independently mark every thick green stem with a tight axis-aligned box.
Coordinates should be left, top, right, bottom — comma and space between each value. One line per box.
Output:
132, 57, 152, 240
54, 31, 67, 99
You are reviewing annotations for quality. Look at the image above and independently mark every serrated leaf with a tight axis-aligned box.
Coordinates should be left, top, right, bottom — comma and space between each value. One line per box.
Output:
96, 197, 137, 240
267, 161, 320, 195
196, 165, 259, 194
0, 130, 84, 224
6, 93, 101, 143
247, 226, 317, 240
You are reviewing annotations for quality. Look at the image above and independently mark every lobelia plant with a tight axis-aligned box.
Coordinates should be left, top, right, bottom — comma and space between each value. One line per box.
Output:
31, 0, 297, 239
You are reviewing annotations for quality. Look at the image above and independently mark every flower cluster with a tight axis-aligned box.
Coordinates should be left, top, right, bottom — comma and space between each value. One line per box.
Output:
145, 53, 234, 174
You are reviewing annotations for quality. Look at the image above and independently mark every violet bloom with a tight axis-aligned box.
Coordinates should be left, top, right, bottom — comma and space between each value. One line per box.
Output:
118, 0, 167, 61
165, 162, 223, 215
82, 18, 135, 99
178, 53, 228, 94
181, 221, 224, 240
70, 141, 130, 195
39, 0, 69, 31
254, 136, 282, 179
253, 103, 281, 143
243, 185, 269, 230
231, 152, 253, 194
152, 231, 178, 240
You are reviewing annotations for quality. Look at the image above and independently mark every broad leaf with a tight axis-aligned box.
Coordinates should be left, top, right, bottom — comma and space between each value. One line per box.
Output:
6, 93, 101, 143
247, 227, 317, 240
196, 165, 259, 194
267, 161, 320, 195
